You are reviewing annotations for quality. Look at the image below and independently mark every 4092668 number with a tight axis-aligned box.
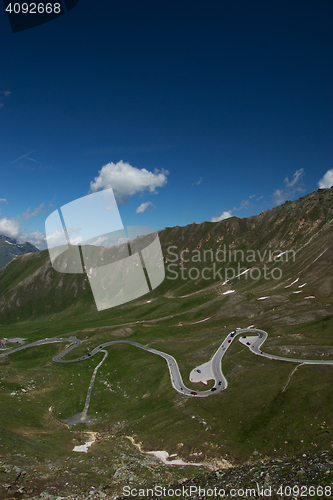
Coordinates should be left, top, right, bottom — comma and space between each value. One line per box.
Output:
5, 3, 61, 14
277, 485, 332, 497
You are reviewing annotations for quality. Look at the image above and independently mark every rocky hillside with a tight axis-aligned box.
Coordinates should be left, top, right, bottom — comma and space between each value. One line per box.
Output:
158, 187, 333, 291
1, 449, 333, 499
117, 451, 333, 500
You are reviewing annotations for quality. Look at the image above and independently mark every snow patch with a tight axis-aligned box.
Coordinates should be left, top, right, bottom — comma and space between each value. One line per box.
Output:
272, 251, 286, 260
234, 268, 250, 278
190, 317, 210, 324
285, 277, 299, 288
146, 450, 204, 466
73, 441, 95, 453
126, 436, 204, 466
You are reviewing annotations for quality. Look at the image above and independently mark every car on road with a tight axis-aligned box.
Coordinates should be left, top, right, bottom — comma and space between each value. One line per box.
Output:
230, 333, 235, 337
246, 342, 250, 345
211, 387, 216, 391
218, 381, 222, 385
88, 353, 91, 357
197, 369, 201, 373
242, 335, 246, 338
228, 339, 231, 343
190, 391, 197, 395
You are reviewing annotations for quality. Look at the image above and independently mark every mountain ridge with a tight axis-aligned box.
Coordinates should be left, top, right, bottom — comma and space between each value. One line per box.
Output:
0, 233, 39, 270
0, 187, 332, 324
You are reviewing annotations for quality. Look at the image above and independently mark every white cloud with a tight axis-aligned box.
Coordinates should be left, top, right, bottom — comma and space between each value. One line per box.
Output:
18, 230, 46, 250
211, 211, 232, 222
45, 228, 67, 249
136, 201, 154, 214
22, 203, 50, 220
0, 218, 47, 249
0, 217, 21, 239
318, 169, 333, 189
0, 90, 11, 108
69, 236, 84, 245
192, 177, 203, 186
210, 197, 252, 223
90, 236, 109, 246
0, 199, 7, 214
116, 237, 129, 245
89, 160, 169, 203
236, 200, 249, 211
284, 168, 304, 187
272, 189, 285, 205
0, 201, 51, 249
273, 169, 305, 205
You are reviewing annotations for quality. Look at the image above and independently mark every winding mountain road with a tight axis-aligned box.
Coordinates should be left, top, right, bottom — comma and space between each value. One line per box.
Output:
1, 328, 333, 399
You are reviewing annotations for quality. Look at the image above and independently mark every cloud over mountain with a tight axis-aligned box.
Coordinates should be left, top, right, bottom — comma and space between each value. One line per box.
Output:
211, 211, 232, 222
18, 229, 46, 249
318, 169, 333, 189
89, 161, 169, 203
0, 217, 21, 239
273, 168, 305, 205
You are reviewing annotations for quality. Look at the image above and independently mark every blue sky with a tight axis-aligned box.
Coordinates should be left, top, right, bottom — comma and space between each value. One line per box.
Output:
0, 0, 332, 249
